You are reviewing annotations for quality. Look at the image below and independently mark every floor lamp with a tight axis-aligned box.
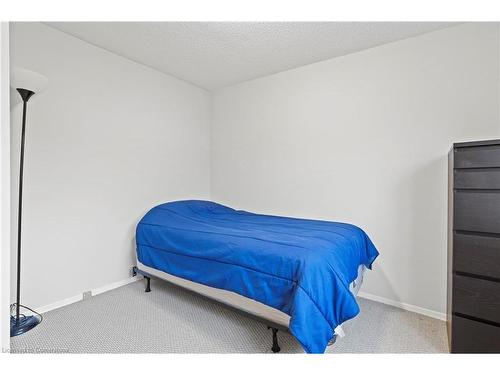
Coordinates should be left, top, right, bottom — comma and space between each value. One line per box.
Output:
10, 67, 48, 337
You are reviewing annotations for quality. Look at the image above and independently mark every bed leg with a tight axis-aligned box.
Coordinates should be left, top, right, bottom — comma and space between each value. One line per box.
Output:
144, 276, 151, 293
327, 335, 337, 346
268, 327, 281, 353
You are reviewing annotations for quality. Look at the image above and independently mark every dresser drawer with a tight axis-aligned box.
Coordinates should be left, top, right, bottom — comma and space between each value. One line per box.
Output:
453, 233, 500, 279
454, 145, 500, 168
451, 315, 500, 353
454, 168, 500, 189
453, 274, 500, 324
454, 191, 500, 234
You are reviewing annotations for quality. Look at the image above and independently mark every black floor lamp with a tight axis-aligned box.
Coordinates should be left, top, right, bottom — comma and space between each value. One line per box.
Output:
10, 67, 48, 337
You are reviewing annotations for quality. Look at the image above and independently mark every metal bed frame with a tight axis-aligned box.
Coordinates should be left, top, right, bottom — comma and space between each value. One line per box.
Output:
132, 266, 288, 353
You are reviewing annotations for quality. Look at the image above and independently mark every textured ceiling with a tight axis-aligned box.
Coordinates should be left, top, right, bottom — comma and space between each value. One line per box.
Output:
46, 22, 457, 90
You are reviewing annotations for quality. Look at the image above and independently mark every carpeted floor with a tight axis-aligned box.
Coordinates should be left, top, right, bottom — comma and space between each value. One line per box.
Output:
10, 278, 449, 353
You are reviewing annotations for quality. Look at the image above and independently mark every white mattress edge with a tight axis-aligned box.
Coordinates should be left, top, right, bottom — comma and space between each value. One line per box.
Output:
136, 261, 366, 337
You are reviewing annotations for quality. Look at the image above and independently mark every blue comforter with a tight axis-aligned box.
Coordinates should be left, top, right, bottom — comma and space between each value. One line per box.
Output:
136, 200, 378, 353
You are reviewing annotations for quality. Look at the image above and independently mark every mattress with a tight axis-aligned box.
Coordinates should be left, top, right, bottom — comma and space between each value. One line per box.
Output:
136, 260, 366, 338
136, 200, 379, 353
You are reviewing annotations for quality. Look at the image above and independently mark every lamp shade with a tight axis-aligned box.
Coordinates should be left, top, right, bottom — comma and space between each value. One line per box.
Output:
10, 67, 48, 93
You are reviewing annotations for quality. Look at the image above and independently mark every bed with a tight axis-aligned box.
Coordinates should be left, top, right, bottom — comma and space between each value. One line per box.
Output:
134, 200, 379, 354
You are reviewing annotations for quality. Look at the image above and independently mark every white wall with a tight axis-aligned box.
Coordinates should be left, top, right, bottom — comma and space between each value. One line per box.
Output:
211, 23, 500, 316
1, 22, 11, 351
8, 22, 500, 318
10, 23, 211, 309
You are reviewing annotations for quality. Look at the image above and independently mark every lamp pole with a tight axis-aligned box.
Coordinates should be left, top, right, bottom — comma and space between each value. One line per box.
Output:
10, 68, 47, 337
14, 88, 35, 322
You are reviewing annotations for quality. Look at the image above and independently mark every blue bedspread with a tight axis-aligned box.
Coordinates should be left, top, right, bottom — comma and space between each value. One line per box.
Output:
136, 200, 378, 353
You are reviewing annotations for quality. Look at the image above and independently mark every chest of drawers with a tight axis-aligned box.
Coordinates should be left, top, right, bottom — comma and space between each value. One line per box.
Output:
447, 139, 500, 353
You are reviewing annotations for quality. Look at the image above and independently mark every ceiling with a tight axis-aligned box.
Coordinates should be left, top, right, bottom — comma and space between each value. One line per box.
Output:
46, 22, 457, 90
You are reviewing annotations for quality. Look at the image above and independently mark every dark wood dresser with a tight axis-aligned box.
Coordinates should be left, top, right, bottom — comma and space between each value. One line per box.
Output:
447, 139, 500, 353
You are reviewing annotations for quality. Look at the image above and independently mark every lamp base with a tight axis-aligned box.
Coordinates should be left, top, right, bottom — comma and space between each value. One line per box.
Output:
10, 314, 41, 337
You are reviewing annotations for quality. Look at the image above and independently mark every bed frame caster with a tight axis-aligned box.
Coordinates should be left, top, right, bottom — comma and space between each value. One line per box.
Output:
268, 326, 281, 353
144, 276, 151, 293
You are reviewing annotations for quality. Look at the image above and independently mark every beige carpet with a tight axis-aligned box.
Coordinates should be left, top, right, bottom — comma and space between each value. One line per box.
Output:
11, 278, 449, 353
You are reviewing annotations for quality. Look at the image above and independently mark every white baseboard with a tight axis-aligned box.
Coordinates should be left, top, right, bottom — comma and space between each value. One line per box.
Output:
35, 276, 140, 314
36, 293, 84, 314
35, 277, 446, 322
357, 291, 446, 321
91, 276, 139, 296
